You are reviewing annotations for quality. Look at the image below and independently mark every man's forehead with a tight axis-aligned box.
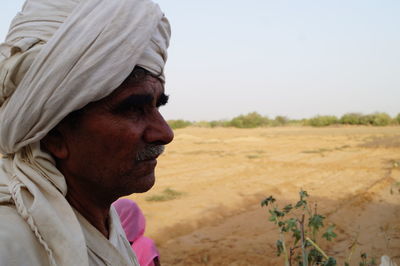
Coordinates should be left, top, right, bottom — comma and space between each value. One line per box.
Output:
106, 75, 164, 103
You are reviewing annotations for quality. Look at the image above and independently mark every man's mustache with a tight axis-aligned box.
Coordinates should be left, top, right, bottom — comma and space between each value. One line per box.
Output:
136, 145, 165, 161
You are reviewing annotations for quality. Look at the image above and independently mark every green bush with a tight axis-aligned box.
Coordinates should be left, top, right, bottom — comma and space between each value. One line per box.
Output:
340, 113, 363, 125
307, 115, 338, 127
192, 120, 230, 128
192, 121, 212, 128
209, 120, 230, 128
359, 113, 391, 126
272, 116, 289, 126
285, 119, 303, 126
169, 112, 397, 129
359, 114, 374, 125
370, 112, 392, 126
229, 112, 270, 128
167, 119, 192, 129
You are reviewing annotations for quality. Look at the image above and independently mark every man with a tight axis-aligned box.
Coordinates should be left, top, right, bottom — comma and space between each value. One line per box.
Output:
0, 0, 173, 265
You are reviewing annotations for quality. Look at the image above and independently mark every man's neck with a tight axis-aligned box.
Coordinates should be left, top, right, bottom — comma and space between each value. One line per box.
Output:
66, 184, 113, 238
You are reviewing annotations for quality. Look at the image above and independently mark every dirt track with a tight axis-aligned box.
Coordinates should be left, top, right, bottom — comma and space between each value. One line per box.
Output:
127, 126, 400, 265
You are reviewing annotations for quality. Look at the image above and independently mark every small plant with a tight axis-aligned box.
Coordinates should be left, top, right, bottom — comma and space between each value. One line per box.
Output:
390, 181, 400, 195
261, 190, 337, 265
359, 253, 377, 266
261, 190, 378, 265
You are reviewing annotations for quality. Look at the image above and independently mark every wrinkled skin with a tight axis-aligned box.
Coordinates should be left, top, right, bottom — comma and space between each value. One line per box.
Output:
42, 74, 174, 236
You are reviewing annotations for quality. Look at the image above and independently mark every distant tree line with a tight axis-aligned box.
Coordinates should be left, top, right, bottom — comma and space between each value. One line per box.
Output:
168, 112, 400, 129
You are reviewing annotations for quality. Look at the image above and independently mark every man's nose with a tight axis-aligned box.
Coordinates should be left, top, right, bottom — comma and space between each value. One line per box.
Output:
143, 110, 174, 145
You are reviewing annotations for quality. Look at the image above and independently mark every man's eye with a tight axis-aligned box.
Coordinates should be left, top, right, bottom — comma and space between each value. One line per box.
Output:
128, 105, 147, 115
115, 104, 146, 116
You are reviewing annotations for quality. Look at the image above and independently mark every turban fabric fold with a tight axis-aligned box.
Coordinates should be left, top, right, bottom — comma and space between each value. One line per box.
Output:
0, 0, 170, 265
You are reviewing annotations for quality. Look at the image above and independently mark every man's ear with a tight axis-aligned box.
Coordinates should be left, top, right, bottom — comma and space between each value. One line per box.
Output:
41, 127, 69, 160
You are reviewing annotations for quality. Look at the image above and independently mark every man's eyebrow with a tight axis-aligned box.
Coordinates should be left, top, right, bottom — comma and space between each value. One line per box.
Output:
156, 93, 169, 107
115, 94, 153, 111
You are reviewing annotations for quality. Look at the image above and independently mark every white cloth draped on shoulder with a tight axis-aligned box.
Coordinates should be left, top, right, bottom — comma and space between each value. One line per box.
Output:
0, 0, 170, 265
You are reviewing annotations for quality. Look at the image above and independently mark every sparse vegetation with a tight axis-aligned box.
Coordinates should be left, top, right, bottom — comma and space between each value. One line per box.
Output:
302, 148, 331, 156
168, 119, 193, 129
208, 120, 230, 128
246, 154, 261, 159
340, 113, 363, 125
169, 112, 399, 129
145, 188, 184, 202
273, 116, 290, 126
301, 146, 350, 156
306, 115, 339, 127
360, 113, 392, 126
228, 112, 271, 128
359, 135, 400, 148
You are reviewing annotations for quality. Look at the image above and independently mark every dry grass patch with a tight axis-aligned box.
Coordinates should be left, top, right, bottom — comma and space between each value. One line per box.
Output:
145, 188, 184, 202
360, 135, 400, 148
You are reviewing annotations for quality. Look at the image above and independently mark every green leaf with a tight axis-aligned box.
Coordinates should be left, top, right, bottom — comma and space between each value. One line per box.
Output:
283, 204, 293, 213
304, 240, 312, 248
261, 196, 276, 207
276, 240, 284, 257
308, 248, 323, 264
285, 218, 297, 231
360, 253, 368, 266
271, 208, 285, 218
324, 257, 337, 266
309, 214, 325, 230
369, 257, 377, 266
292, 228, 301, 245
276, 210, 285, 217
269, 213, 277, 222
322, 225, 337, 241
299, 190, 309, 200
295, 200, 307, 208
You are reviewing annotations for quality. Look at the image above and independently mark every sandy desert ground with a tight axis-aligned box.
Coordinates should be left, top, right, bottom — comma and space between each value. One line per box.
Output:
126, 126, 400, 265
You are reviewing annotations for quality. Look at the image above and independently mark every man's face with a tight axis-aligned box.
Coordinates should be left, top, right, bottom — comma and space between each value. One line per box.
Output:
57, 74, 174, 198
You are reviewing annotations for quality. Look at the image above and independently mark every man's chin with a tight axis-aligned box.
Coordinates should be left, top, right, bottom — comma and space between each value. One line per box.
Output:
127, 172, 156, 194
135, 179, 155, 193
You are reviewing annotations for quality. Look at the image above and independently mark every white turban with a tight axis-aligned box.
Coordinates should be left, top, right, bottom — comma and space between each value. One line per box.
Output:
0, 0, 170, 265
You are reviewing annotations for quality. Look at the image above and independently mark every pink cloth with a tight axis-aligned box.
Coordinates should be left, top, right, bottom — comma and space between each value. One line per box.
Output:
113, 199, 159, 266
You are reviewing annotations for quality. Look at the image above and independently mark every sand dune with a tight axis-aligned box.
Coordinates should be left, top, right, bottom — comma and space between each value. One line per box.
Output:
127, 126, 400, 265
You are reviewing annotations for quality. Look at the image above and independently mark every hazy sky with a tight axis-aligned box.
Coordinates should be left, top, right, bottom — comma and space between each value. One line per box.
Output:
1, 0, 399, 121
